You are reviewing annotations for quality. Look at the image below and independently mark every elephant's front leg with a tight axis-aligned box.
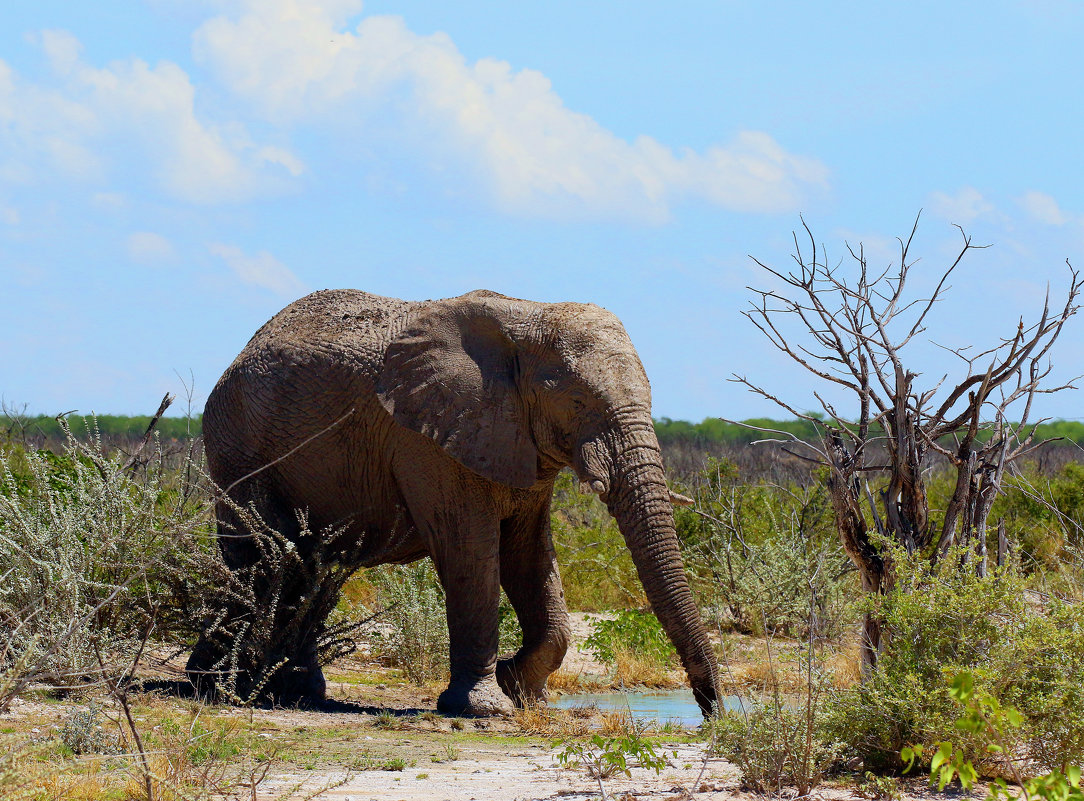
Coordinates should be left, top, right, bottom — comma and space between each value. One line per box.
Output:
431, 522, 512, 716
396, 460, 512, 717
497, 503, 570, 706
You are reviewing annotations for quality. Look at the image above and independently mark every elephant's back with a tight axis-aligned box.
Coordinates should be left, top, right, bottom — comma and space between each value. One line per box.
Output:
243, 289, 411, 360
203, 289, 410, 479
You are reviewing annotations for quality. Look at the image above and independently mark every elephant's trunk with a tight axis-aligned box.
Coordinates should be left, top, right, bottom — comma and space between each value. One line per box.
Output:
605, 434, 720, 716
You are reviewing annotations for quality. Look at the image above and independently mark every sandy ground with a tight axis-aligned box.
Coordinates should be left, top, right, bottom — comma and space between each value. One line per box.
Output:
2, 614, 918, 801
268, 743, 737, 801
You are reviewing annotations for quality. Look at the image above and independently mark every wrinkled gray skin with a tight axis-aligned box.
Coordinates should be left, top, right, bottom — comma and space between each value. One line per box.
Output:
187, 289, 719, 717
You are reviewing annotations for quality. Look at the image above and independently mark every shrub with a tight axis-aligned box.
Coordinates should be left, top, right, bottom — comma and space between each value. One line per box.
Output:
674, 460, 852, 639
551, 470, 644, 611
824, 543, 1084, 774
366, 562, 450, 684
0, 423, 214, 707
709, 697, 842, 795
57, 703, 119, 756
584, 609, 675, 668
903, 672, 1083, 801
365, 560, 523, 684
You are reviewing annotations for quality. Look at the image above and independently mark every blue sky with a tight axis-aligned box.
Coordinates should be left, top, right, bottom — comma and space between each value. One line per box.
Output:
2, 0, 1083, 423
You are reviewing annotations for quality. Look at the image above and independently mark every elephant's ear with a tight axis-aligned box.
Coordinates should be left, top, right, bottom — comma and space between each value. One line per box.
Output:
376, 297, 538, 488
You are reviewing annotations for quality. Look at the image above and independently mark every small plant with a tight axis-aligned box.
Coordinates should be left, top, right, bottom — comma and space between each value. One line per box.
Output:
373, 709, 401, 729
584, 610, 675, 668
57, 704, 119, 755
450, 718, 464, 731
709, 698, 841, 796
443, 741, 460, 762
855, 771, 904, 801
381, 757, 407, 771
556, 723, 672, 801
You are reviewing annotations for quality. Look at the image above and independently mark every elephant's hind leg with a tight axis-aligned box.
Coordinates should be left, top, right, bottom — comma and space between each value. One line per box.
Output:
496, 507, 570, 706
186, 476, 328, 705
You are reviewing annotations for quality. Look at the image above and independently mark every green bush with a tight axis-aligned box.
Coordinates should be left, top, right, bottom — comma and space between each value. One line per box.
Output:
824, 543, 1084, 774
551, 470, 644, 611
57, 704, 119, 756
368, 562, 450, 684
904, 672, 1083, 801
583, 610, 675, 668
709, 695, 842, 795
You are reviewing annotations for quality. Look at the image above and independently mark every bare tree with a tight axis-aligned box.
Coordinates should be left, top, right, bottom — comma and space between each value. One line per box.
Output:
734, 215, 1081, 672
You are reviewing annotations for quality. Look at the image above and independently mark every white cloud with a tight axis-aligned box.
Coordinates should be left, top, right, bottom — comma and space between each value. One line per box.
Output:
40, 29, 82, 76
0, 33, 305, 204
209, 242, 306, 297
127, 231, 176, 265
928, 186, 995, 224
194, 1, 827, 220
256, 145, 305, 176
1019, 190, 1069, 225
0, 55, 103, 182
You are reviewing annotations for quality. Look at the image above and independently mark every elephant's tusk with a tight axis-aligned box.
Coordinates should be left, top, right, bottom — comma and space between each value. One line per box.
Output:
668, 489, 694, 507
580, 479, 607, 495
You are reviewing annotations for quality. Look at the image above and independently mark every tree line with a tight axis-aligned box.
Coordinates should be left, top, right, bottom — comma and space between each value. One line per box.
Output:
5, 411, 1084, 447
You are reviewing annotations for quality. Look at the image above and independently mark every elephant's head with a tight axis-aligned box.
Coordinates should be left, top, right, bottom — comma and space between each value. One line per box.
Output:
376, 290, 720, 715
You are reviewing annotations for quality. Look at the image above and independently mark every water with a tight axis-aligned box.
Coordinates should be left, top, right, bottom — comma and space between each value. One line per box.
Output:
552, 689, 746, 728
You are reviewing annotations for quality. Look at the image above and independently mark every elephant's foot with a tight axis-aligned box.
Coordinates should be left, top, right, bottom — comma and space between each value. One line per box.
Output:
437, 675, 514, 717
185, 638, 227, 700
496, 657, 548, 708
185, 639, 327, 706
272, 663, 327, 706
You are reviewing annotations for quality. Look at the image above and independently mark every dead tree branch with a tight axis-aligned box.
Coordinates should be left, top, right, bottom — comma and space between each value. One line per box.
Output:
737, 216, 1080, 671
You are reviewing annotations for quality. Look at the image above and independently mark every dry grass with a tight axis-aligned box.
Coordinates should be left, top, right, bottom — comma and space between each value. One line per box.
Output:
825, 639, 863, 688
565, 702, 598, 719
0, 696, 340, 801
611, 648, 683, 690
17, 756, 114, 801
512, 704, 590, 738
598, 709, 635, 737
546, 669, 607, 694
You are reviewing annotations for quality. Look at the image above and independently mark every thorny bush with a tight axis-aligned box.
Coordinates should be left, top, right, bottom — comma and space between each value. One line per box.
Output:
0, 422, 214, 707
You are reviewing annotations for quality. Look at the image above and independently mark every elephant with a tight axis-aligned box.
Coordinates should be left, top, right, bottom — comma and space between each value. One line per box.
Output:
186, 288, 720, 718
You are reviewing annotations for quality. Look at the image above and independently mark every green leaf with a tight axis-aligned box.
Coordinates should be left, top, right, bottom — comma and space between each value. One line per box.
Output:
931, 742, 951, 773
1068, 765, 1081, 789
958, 761, 977, 789
949, 672, 975, 702
938, 762, 955, 791
901, 746, 918, 772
